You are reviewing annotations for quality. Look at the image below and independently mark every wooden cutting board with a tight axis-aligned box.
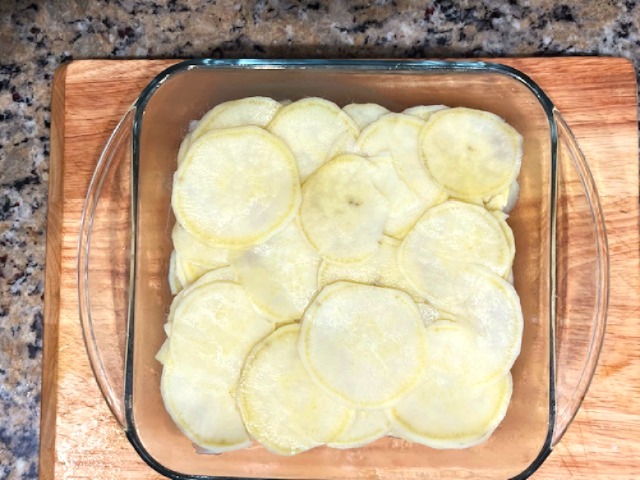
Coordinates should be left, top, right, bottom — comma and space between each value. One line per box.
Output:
42, 58, 639, 479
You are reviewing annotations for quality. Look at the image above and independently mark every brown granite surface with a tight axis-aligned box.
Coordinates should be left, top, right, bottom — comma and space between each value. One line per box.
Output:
0, 1, 638, 478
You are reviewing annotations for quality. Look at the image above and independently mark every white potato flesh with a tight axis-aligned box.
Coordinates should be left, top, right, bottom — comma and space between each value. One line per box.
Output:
318, 236, 422, 300
299, 282, 428, 409
172, 126, 301, 248
402, 104, 448, 121
155, 339, 171, 365
368, 155, 436, 239
420, 107, 523, 199
190, 96, 281, 141
230, 220, 321, 324
485, 180, 520, 213
172, 223, 229, 269
237, 324, 355, 456
343, 103, 390, 129
326, 130, 358, 159
300, 154, 389, 264
268, 97, 359, 180
168, 250, 183, 294
328, 409, 390, 449
390, 371, 512, 449
357, 113, 447, 207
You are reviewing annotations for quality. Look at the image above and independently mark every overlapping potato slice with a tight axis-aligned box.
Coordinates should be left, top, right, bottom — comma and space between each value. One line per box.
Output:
368, 155, 435, 238
486, 180, 520, 213
229, 220, 321, 324
399, 200, 514, 290
318, 236, 421, 299
155, 339, 171, 365
190, 96, 281, 141
420, 107, 523, 199
300, 154, 389, 264
390, 370, 512, 449
300, 282, 428, 409
172, 126, 301, 248
357, 113, 447, 208
328, 409, 390, 449
237, 324, 355, 455
268, 97, 359, 180
343, 103, 390, 129
172, 223, 229, 267
162, 281, 274, 452
402, 104, 448, 120
168, 250, 183, 294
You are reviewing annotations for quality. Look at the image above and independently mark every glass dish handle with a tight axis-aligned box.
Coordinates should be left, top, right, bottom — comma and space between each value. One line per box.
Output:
552, 110, 609, 445
78, 107, 136, 429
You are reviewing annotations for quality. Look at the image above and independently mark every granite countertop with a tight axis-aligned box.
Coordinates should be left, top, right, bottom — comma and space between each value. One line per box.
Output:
0, 1, 638, 478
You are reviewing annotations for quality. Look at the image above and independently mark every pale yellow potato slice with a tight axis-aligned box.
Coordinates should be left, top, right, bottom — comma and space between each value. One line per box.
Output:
326, 130, 358, 159
318, 236, 421, 299
168, 250, 183, 294
368, 155, 436, 239
268, 97, 359, 180
155, 339, 170, 365
485, 180, 520, 213
172, 223, 229, 269
328, 409, 390, 449
190, 96, 281, 141
237, 324, 355, 456
172, 126, 301, 248
420, 107, 523, 199
343, 103, 390, 129
399, 200, 514, 292
300, 154, 389, 264
402, 104, 448, 120
390, 371, 512, 449
229, 220, 321, 324
357, 113, 447, 208
300, 282, 428, 409
162, 281, 274, 452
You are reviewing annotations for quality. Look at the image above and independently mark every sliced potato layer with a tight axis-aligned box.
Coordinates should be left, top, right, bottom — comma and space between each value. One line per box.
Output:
343, 103, 390, 129
268, 97, 359, 180
328, 409, 390, 449
300, 282, 428, 409
172, 223, 229, 268
402, 104, 448, 121
168, 250, 182, 294
486, 180, 520, 213
300, 154, 389, 264
230, 220, 321, 324
172, 126, 301, 248
238, 324, 355, 455
420, 107, 523, 199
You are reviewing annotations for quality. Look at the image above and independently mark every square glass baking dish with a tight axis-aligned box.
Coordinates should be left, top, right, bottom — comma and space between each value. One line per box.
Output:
78, 59, 608, 479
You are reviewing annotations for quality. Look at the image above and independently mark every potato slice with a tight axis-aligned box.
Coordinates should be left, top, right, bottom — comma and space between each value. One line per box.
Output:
300, 154, 389, 264
343, 103, 390, 129
402, 104, 448, 121
318, 236, 421, 299
155, 339, 171, 365
368, 155, 436, 239
168, 250, 183, 294
357, 113, 447, 207
268, 97, 359, 180
328, 409, 390, 449
420, 107, 523, 199
327, 130, 358, 159
229, 220, 321, 324
177, 132, 192, 167
237, 324, 355, 456
300, 282, 428, 409
162, 281, 274, 452
190, 96, 281, 141
172, 223, 229, 268
399, 200, 514, 293
485, 180, 520, 213
390, 370, 512, 449
172, 126, 301, 248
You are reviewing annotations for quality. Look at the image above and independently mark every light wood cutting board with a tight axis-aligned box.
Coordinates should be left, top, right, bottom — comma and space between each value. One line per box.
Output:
42, 58, 639, 479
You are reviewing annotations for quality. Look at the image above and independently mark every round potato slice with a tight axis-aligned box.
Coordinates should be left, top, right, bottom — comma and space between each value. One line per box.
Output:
268, 97, 359, 180
172, 223, 229, 269
402, 104, 448, 121
327, 130, 358, 159
155, 338, 171, 365
300, 154, 389, 264
390, 371, 512, 449
190, 96, 281, 141
163, 281, 274, 452
238, 324, 355, 456
230, 220, 321, 324
168, 250, 183, 294
357, 113, 447, 207
300, 282, 428, 409
328, 409, 390, 449
343, 103, 390, 129
318, 236, 421, 300
398, 200, 514, 291
485, 180, 520, 213
420, 107, 523, 199
172, 126, 301, 248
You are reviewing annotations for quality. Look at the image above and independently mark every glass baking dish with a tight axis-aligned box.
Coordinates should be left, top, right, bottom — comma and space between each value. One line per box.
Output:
77, 59, 608, 479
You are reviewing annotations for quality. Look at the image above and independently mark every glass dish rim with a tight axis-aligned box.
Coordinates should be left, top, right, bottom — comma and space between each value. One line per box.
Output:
124, 58, 559, 480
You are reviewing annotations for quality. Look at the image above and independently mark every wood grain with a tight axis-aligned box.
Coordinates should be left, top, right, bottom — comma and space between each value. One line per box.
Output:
42, 58, 639, 479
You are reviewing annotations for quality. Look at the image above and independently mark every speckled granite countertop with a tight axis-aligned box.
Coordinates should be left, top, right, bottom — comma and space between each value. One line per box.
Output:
0, 0, 638, 478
